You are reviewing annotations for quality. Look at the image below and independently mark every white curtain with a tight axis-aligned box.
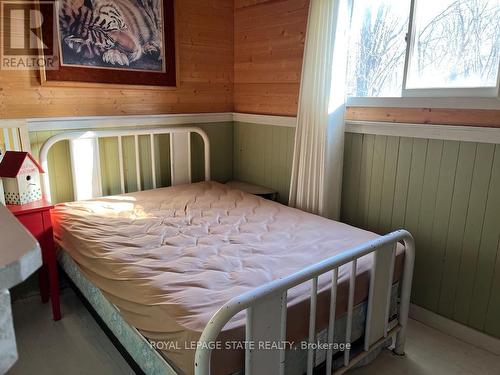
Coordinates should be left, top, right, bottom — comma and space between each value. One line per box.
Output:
289, 0, 350, 219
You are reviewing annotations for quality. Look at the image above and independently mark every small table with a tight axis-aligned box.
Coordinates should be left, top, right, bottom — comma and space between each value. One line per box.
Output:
226, 180, 278, 201
7, 199, 61, 321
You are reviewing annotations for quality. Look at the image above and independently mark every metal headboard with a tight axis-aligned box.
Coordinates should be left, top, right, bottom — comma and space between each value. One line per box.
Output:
39, 127, 210, 202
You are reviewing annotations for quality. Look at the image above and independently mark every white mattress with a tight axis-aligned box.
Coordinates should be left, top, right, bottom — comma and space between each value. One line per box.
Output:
51, 181, 399, 374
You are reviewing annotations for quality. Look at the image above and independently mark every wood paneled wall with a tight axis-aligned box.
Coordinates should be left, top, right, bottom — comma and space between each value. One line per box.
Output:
234, 0, 309, 116
346, 107, 500, 127
342, 132, 500, 338
0, 0, 233, 119
233, 121, 295, 203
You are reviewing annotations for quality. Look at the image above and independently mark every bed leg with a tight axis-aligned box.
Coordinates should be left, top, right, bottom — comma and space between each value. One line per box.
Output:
393, 233, 415, 357
393, 330, 406, 356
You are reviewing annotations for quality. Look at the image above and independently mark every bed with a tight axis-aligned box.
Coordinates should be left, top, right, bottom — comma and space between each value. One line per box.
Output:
40, 127, 415, 375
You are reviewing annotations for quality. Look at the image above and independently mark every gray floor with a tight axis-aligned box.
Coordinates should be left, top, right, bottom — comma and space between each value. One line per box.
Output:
8, 288, 500, 375
8, 289, 133, 375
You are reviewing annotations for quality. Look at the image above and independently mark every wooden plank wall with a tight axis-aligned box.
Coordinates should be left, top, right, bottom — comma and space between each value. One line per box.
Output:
233, 122, 295, 203
346, 107, 500, 128
234, 0, 309, 116
341, 132, 500, 338
0, 0, 233, 119
29, 123, 234, 203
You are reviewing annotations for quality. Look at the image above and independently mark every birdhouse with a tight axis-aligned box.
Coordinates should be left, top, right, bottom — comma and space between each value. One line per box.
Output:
0, 151, 44, 205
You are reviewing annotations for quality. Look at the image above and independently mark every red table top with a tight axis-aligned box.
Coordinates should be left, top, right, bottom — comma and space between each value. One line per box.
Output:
6, 198, 54, 216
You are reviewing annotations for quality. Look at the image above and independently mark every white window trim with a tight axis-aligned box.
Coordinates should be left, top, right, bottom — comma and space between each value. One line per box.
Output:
348, 0, 500, 109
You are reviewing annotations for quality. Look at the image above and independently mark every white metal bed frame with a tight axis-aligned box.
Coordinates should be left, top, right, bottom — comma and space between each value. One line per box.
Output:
39, 126, 415, 375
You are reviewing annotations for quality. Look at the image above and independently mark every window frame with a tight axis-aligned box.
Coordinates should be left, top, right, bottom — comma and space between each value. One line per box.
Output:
347, 0, 500, 109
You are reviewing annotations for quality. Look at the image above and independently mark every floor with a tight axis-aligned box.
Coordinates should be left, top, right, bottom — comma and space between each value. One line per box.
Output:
8, 289, 133, 375
7, 288, 500, 375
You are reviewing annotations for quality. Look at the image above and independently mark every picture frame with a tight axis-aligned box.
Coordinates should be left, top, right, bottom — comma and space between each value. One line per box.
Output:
40, 0, 176, 87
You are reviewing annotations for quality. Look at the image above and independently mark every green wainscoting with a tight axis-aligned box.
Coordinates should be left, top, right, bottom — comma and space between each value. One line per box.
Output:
233, 122, 295, 204
342, 132, 500, 338
29, 123, 234, 203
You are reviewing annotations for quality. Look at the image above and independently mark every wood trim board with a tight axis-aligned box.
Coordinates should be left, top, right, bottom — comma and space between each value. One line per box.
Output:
346, 107, 500, 127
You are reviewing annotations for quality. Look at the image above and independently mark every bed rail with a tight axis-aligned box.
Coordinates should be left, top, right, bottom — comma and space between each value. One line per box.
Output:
38, 127, 210, 202
195, 229, 415, 375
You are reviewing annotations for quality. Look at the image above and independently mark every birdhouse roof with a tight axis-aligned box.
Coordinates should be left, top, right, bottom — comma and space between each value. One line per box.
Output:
0, 151, 44, 178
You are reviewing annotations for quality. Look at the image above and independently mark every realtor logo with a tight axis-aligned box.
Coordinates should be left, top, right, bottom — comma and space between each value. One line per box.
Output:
1, 1, 58, 70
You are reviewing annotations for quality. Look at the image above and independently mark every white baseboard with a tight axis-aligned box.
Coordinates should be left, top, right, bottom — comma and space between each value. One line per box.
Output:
409, 303, 500, 356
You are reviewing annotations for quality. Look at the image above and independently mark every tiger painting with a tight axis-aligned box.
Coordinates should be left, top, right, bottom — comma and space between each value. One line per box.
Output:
58, 0, 164, 71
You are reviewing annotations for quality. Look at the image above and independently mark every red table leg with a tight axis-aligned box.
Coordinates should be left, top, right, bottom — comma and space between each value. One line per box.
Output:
46, 245, 61, 321
42, 211, 61, 321
39, 264, 50, 303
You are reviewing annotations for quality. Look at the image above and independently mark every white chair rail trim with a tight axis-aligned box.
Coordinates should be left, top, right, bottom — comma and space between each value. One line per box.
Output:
234, 115, 500, 144
24, 113, 500, 144
232, 113, 297, 127
27, 113, 234, 131
26, 113, 297, 131
346, 120, 500, 144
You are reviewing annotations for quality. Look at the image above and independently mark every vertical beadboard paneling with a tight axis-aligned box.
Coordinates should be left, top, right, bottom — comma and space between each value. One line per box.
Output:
412, 139, 443, 306
485, 234, 500, 337
390, 137, 413, 229
357, 134, 375, 227
424, 141, 459, 311
157, 134, 172, 188
233, 122, 295, 204
341, 133, 363, 225
377, 136, 399, 234
342, 133, 500, 339
366, 135, 387, 233
454, 144, 495, 324
122, 136, 138, 193
476, 145, 500, 335
29, 123, 233, 203
99, 138, 121, 195
341, 133, 354, 222
438, 142, 477, 318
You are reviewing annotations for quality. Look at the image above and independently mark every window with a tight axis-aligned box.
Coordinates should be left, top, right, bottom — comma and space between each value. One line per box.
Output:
347, 0, 411, 97
346, 0, 500, 100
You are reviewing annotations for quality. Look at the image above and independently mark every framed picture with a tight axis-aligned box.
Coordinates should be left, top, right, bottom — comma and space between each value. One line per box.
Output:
41, 0, 176, 87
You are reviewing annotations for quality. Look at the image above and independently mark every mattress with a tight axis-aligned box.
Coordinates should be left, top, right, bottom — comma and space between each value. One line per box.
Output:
51, 181, 403, 374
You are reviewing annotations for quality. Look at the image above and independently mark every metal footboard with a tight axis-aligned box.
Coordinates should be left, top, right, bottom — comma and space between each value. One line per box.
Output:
194, 230, 415, 375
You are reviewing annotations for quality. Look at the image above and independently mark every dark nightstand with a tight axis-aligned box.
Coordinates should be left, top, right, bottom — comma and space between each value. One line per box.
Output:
7, 199, 61, 321
226, 181, 278, 201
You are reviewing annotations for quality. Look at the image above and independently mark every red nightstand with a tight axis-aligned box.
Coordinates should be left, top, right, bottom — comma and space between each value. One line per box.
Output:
7, 199, 61, 321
